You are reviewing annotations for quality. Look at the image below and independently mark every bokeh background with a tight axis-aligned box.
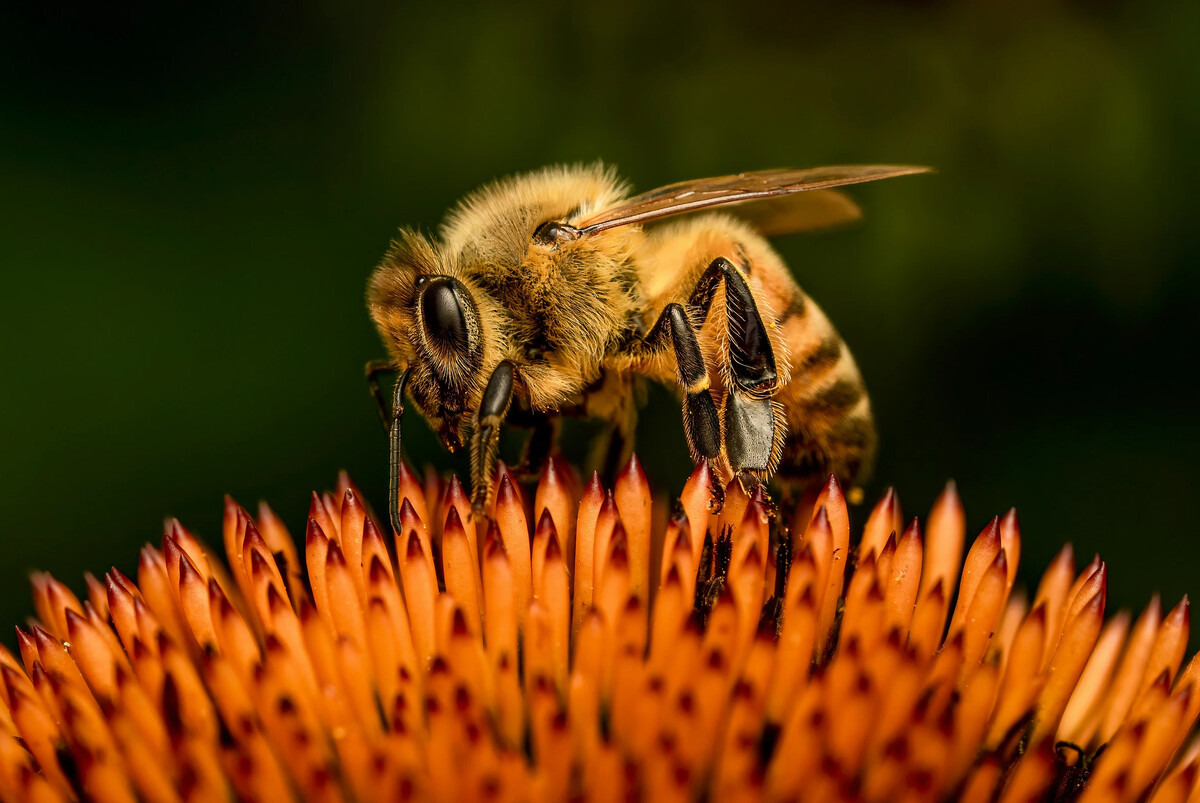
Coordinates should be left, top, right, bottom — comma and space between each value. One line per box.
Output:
1, 2, 1197, 642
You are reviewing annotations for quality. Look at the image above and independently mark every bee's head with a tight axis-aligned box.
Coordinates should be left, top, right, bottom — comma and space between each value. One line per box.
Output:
368, 231, 503, 452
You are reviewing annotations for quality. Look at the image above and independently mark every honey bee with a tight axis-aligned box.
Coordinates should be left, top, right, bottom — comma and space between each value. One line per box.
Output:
366, 163, 928, 526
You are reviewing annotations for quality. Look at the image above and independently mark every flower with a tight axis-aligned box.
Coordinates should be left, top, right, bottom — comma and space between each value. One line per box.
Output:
0, 455, 1196, 803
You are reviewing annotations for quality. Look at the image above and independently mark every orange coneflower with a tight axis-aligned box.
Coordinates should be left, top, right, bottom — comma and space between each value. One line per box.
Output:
1, 456, 1197, 803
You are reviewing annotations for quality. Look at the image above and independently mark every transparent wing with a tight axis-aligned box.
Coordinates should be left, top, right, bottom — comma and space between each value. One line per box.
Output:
722, 188, 862, 237
576, 165, 930, 235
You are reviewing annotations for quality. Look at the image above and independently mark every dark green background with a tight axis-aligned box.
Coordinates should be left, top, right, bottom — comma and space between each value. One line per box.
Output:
2, 2, 1197, 639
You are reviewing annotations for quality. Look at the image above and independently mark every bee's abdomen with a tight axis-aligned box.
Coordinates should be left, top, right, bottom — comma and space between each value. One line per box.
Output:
773, 290, 877, 490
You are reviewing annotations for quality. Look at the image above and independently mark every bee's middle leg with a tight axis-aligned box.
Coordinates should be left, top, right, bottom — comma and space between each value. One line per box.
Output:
643, 303, 723, 466
689, 256, 783, 487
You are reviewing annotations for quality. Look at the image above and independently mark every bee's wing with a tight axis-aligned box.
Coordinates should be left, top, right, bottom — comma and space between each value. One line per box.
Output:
576, 165, 930, 235
722, 189, 863, 237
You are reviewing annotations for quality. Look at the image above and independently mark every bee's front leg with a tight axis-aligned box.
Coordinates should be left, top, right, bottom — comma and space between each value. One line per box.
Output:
470, 361, 515, 513
386, 367, 410, 536
365, 359, 397, 431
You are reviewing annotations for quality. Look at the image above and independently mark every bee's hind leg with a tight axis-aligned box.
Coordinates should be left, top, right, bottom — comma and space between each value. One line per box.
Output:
690, 257, 784, 481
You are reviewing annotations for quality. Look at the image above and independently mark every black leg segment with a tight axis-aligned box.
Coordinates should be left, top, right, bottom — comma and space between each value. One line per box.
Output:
686, 256, 782, 479
724, 390, 775, 476
688, 257, 778, 395
471, 360, 515, 511
388, 367, 411, 535
366, 359, 397, 431
644, 302, 721, 461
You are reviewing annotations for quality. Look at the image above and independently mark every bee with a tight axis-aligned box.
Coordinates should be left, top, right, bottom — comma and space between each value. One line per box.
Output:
366, 163, 928, 527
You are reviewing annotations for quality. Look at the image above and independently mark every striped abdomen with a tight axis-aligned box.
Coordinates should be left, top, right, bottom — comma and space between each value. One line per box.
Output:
771, 287, 876, 490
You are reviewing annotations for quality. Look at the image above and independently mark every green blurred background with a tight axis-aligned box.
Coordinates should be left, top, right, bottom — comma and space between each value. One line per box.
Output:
1, 1, 1197, 640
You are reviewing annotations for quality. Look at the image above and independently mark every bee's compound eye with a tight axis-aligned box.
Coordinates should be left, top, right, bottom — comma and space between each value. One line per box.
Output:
420, 276, 470, 353
533, 221, 582, 245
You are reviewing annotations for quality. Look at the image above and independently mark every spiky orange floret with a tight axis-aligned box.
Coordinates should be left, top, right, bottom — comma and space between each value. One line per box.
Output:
1, 456, 1198, 803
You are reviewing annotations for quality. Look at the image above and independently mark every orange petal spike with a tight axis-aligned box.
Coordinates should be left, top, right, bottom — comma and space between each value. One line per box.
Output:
721, 478, 751, 540
542, 531, 571, 692
1129, 684, 1192, 796
1033, 575, 1106, 743
365, 555, 419, 681
83, 572, 109, 621
948, 516, 1001, 635
739, 497, 771, 579
441, 507, 482, 637
1138, 596, 1191, 702
999, 508, 1021, 596
573, 472, 604, 637
257, 500, 302, 591
885, 517, 923, 634
444, 473, 479, 568
305, 518, 333, 630
222, 496, 250, 603
804, 506, 834, 639
1033, 543, 1077, 666
397, 496, 436, 581
659, 510, 687, 588
860, 486, 902, 562
494, 473, 532, 626
592, 490, 620, 601
535, 456, 576, 571
874, 531, 897, 590
396, 460, 430, 533
309, 490, 340, 546
105, 573, 139, 659
1099, 594, 1163, 743
325, 542, 368, 652
339, 487, 368, 603
962, 550, 1009, 670
398, 529, 437, 668
359, 516, 393, 587
177, 548, 217, 649
923, 480, 964, 599
7, 684, 72, 798
242, 521, 286, 602
648, 565, 687, 672
1060, 610, 1131, 746
482, 521, 518, 661
137, 546, 193, 653
32, 573, 84, 644
532, 508, 555, 599
812, 475, 850, 646
64, 609, 117, 701
1065, 561, 1108, 630
209, 579, 260, 683
947, 662, 1000, 789
167, 517, 212, 583
615, 453, 652, 602
680, 460, 717, 564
